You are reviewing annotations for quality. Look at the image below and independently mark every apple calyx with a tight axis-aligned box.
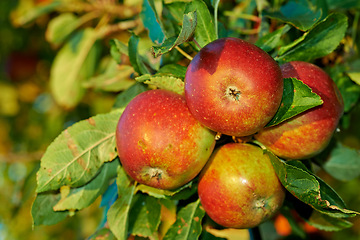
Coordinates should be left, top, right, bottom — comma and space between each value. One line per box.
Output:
226, 86, 242, 101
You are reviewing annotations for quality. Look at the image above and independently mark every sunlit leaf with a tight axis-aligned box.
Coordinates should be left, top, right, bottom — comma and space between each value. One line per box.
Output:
129, 194, 161, 239
83, 58, 135, 92
46, 13, 78, 46
136, 181, 194, 200
110, 39, 129, 64
11, 0, 61, 27
185, 0, 216, 48
136, 73, 184, 95
53, 160, 119, 211
50, 28, 101, 108
36, 109, 123, 193
266, 78, 323, 127
107, 167, 136, 240
152, 10, 197, 57
163, 199, 205, 240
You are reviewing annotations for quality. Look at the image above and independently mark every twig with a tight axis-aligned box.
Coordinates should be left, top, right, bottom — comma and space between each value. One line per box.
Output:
175, 46, 193, 61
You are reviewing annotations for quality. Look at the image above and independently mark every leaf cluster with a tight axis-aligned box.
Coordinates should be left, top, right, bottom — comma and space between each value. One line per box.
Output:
12, 0, 360, 239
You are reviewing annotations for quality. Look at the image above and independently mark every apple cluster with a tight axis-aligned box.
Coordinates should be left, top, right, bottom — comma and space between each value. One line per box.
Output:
116, 37, 344, 229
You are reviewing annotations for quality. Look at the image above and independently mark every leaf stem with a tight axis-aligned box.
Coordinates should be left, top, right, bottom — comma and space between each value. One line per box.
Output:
213, 0, 220, 39
192, 38, 202, 49
175, 46, 193, 61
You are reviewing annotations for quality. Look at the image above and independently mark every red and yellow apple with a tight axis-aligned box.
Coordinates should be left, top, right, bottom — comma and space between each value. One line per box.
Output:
198, 143, 285, 229
255, 61, 344, 159
184, 37, 283, 137
116, 89, 216, 190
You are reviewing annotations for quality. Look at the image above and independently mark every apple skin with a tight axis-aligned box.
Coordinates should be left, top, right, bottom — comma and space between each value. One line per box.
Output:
198, 143, 285, 229
184, 37, 283, 137
255, 61, 344, 159
116, 89, 216, 190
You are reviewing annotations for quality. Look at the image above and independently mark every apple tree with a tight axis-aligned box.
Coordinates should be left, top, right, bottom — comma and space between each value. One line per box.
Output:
8, 0, 360, 239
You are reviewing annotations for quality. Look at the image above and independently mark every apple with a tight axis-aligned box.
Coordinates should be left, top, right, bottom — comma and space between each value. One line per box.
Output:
184, 37, 283, 137
255, 61, 344, 159
197, 143, 285, 229
116, 89, 216, 190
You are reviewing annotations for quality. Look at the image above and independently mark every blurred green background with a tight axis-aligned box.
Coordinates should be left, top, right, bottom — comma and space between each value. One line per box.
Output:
0, 0, 359, 239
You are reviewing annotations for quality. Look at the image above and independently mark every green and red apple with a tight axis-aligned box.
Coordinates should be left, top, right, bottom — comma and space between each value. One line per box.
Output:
116, 89, 216, 190
255, 61, 344, 159
185, 37, 283, 137
198, 143, 285, 229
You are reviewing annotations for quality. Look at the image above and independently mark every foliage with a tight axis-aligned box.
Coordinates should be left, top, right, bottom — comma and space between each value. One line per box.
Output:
1, 0, 360, 239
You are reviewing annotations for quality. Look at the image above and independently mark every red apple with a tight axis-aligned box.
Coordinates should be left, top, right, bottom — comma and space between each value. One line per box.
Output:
255, 61, 344, 159
184, 37, 283, 137
198, 143, 285, 229
116, 89, 216, 190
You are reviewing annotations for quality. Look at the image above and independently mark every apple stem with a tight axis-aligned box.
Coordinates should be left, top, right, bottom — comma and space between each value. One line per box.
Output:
215, 132, 222, 140
175, 46, 193, 61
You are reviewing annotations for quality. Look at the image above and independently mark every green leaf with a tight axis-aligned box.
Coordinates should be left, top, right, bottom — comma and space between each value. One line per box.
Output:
136, 73, 185, 95
326, 0, 360, 10
83, 58, 135, 92
266, 78, 323, 127
31, 192, 70, 226
110, 39, 129, 64
163, 199, 205, 240
11, 1, 62, 27
128, 194, 161, 239
185, 0, 216, 48
45, 13, 79, 46
322, 143, 360, 182
112, 82, 149, 110
36, 109, 123, 193
266, 150, 359, 218
158, 64, 187, 79
152, 10, 197, 57
53, 159, 119, 211
276, 13, 348, 63
263, 0, 323, 31
255, 25, 291, 52
346, 59, 360, 85
329, 65, 360, 112
136, 181, 194, 199
88, 228, 116, 240
107, 166, 136, 240
129, 33, 151, 75
141, 0, 166, 44
287, 160, 357, 218
50, 28, 100, 108
306, 211, 353, 231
